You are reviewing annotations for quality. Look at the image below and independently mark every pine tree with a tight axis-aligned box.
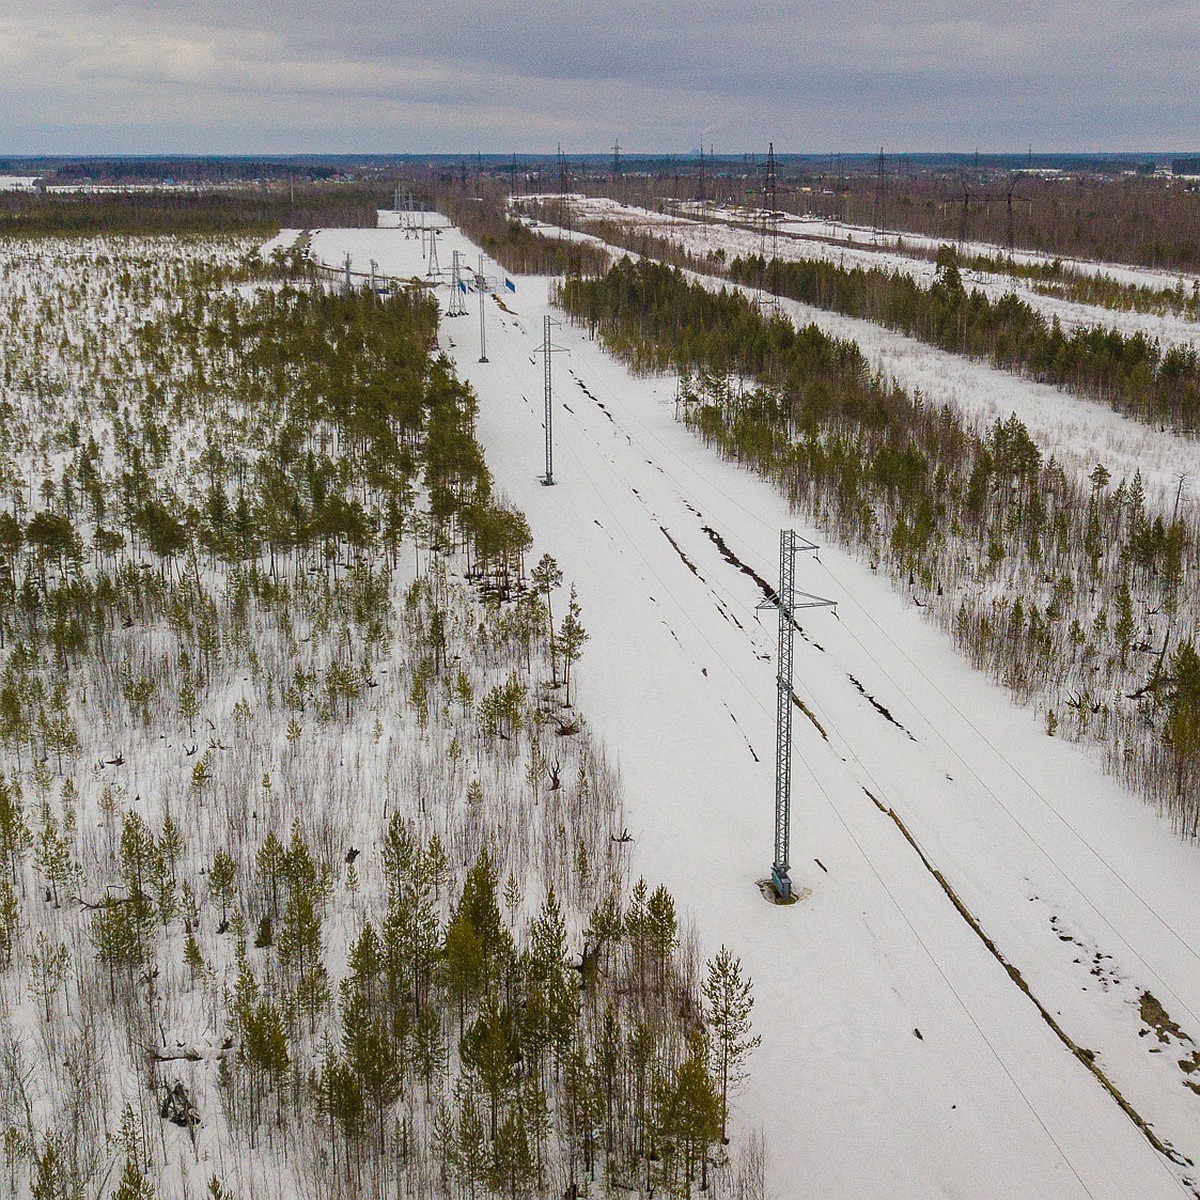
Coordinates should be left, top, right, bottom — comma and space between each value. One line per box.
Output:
184, 926, 204, 979
30, 1132, 70, 1200
503, 872, 522, 928
667, 1031, 723, 1192
460, 995, 519, 1141
530, 553, 563, 681
159, 813, 184, 879
413, 1002, 446, 1102
1166, 640, 1200, 797
491, 1106, 535, 1200
342, 990, 403, 1156
557, 585, 589, 706
456, 1090, 490, 1200
113, 1105, 155, 1200
241, 997, 290, 1127
256, 830, 286, 919
209, 849, 238, 926
28, 932, 68, 1021
645, 884, 678, 991
314, 1050, 364, 1155
0, 773, 30, 884
119, 810, 154, 900
442, 907, 484, 1033
35, 804, 72, 907
703, 946, 761, 1141
0, 876, 19, 965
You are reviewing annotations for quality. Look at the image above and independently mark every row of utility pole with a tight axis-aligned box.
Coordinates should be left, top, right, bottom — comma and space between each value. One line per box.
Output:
421, 193, 830, 906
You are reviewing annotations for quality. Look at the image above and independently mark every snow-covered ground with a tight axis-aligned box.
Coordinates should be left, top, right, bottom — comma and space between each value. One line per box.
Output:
683, 200, 1200, 296
512, 206, 1200, 516
258, 227, 304, 256
557, 196, 1200, 354
0, 175, 38, 190
308, 224, 1200, 1198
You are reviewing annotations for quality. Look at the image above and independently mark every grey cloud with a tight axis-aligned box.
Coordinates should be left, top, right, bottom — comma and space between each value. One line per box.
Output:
0, 0, 1197, 151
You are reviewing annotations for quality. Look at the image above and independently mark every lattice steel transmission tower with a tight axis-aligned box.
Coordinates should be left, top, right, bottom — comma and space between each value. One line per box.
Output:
872, 147, 886, 240
426, 228, 440, 278
758, 143, 780, 310
758, 530, 834, 900
535, 316, 565, 485
448, 251, 467, 318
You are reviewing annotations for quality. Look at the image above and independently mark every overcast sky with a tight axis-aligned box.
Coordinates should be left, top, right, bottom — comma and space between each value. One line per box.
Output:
1, 0, 1197, 154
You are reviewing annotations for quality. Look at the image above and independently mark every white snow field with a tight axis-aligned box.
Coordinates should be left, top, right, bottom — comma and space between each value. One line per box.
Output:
515, 203, 1200, 516
677, 198, 1200, 313
308, 224, 1200, 1199
551, 195, 1200, 354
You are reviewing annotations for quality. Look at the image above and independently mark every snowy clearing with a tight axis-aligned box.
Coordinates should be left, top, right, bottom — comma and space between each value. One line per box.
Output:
515, 206, 1200, 517
309, 223, 1200, 1199
557, 196, 1200, 354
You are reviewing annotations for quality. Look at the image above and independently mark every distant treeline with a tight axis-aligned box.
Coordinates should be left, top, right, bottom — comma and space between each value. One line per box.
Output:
730, 249, 1200, 431
0, 184, 390, 237
838, 174, 1200, 272
604, 173, 1200, 272
35, 159, 345, 185
438, 186, 610, 276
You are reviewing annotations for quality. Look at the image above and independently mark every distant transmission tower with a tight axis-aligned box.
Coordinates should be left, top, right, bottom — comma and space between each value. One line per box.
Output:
757, 530, 834, 901
872, 147, 886, 240
758, 143, 780, 310
535, 317, 565, 485
427, 228, 440, 278
557, 144, 571, 232
612, 140, 622, 179
448, 251, 467, 318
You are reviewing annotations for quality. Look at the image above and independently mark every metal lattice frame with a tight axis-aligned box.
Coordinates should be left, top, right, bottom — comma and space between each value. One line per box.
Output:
772, 530, 797, 894
426, 228, 440, 279
543, 316, 555, 485
448, 252, 467, 318
759, 530, 834, 900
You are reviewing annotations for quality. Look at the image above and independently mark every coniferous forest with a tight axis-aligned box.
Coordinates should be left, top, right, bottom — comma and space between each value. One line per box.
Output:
0, 235, 762, 1199
728, 250, 1200, 432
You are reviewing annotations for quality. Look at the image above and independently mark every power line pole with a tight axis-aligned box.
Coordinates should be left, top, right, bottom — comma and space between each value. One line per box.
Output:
759, 142, 779, 310
477, 255, 488, 363
535, 316, 565, 485
758, 530, 834, 901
